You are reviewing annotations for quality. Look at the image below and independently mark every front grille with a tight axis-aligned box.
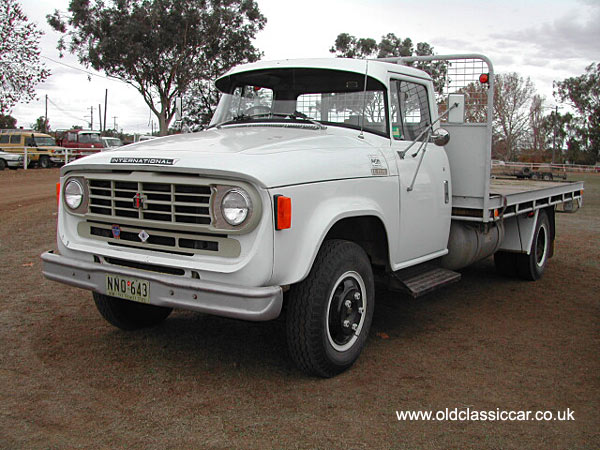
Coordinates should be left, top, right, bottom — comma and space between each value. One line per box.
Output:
88, 179, 212, 225
76, 174, 242, 258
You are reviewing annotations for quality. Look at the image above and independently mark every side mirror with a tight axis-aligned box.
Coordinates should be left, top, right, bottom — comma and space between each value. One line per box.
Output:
433, 128, 450, 147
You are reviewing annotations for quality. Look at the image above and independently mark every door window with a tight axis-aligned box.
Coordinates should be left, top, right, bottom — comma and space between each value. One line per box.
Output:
390, 80, 431, 141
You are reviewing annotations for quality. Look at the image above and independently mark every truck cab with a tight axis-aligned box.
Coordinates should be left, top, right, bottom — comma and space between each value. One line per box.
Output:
55, 129, 104, 155
0, 129, 66, 168
42, 55, 583, 377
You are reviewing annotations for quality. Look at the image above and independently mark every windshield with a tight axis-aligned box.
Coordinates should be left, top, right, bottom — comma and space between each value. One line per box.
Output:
103, 137, 122, 146
209, 68, 388, 137
79, 133, 101, 144
34, 136, 57, 147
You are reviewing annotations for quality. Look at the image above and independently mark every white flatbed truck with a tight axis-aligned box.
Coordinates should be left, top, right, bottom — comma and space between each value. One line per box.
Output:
42, 54, 583, 377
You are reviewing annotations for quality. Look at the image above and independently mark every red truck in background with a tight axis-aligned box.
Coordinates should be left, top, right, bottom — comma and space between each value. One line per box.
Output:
55, 129, 105, 158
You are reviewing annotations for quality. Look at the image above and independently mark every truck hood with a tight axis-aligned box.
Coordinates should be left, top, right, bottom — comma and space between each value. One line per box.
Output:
63, 126, 390, 188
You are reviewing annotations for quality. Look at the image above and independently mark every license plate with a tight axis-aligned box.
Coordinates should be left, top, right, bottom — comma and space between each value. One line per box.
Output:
105, 275, 150, 303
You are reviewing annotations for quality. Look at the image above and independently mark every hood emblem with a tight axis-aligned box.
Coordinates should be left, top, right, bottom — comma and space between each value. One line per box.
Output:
110, 157, 176, 165
132, 193, 147, 209
138, 230, 150, 243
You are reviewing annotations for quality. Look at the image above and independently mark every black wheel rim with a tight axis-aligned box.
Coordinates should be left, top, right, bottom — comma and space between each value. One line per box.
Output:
326, 271, 366, 352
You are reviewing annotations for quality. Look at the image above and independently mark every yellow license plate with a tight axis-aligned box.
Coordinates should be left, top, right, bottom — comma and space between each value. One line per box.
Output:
106, 275, 150, 303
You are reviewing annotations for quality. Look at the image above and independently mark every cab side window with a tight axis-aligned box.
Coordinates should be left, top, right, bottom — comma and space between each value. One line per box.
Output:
10, 134, 21, 144
390, 79, 431, 141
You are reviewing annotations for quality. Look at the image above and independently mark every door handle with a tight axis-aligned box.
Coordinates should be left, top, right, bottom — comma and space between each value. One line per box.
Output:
444, 180, 449, 203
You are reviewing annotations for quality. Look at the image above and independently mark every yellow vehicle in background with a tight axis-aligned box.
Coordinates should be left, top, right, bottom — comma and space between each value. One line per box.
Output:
0, 129, 66, 168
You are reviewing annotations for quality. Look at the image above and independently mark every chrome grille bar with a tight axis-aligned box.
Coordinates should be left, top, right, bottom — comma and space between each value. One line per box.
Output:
88, 179, 212, 225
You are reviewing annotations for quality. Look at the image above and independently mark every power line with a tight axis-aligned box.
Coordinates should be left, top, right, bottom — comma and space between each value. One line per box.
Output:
41, 55, 128, 85
47, 97, 87, 123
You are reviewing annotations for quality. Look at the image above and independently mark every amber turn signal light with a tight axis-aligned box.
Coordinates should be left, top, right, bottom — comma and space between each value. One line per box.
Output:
274, 195, 291, 230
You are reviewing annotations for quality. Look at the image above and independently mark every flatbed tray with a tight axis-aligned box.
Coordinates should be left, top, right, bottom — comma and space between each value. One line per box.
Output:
452, 177, 584, 222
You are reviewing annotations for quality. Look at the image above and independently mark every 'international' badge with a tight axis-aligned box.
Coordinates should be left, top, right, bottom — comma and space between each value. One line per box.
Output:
138, 230, 149, 243
111, 224, 121, 239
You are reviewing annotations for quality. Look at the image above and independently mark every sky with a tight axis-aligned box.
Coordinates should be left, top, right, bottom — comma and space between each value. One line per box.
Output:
10, 0, 600, 134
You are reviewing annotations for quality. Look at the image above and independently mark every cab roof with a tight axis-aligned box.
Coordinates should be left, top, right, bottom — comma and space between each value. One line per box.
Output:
216, 58, 432, 89
0, 130, 53, 138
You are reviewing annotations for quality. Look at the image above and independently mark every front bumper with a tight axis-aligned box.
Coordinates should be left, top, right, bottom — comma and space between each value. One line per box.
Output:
7, 159, 23, 168
41, 251, 283, 321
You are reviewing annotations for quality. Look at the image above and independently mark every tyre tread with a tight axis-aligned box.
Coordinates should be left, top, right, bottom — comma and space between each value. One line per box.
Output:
286, 240, 372, 377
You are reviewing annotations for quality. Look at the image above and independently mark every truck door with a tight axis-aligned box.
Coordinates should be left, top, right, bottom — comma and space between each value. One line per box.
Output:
389, 78, 451, 266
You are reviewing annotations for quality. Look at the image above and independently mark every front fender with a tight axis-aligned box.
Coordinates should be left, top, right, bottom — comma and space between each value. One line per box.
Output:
268, 177, 399, 286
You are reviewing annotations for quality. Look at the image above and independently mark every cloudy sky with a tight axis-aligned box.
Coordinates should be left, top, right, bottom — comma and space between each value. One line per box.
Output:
10, 0, 600, 133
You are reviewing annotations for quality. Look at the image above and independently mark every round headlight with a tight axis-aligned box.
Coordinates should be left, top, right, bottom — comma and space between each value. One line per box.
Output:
221, 189, 252, 226
64, 179, 84, 210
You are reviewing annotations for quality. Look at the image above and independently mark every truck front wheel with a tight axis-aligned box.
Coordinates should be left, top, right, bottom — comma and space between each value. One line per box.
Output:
517, 210, 551, 281
39, 155, 50, 168
92, 292, 172, 330
286, 240, 374, 377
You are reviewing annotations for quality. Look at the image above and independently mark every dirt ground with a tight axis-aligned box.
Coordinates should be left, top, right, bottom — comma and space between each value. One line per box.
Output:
0, 168, 598, 449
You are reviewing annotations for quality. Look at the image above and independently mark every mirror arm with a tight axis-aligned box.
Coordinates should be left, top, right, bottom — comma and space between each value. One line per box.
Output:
407, 128, 432, 192
398, 102, 458, 159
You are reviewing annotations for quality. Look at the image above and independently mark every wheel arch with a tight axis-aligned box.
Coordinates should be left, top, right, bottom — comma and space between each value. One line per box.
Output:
323, 215, 390, 268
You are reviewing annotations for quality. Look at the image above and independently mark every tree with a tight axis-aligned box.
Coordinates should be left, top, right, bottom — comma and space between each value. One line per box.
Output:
554, 63, 600, 163
0, 0, 49, 114
32, 116, 49, 133
329, 32, 447, 94
493, 72, 536, 161
0, 114, 16, 128
528, 94, 549, 155
48, 0, 266, 135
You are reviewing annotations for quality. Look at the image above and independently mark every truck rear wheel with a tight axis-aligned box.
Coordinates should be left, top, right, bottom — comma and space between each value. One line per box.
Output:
517, 210, 550, 281
92, 292, 172, 330
0, 159, 5, 170
286, 240, 374, 377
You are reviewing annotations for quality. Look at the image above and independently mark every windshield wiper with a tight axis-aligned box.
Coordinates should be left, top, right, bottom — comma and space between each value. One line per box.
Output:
212, 111, 326, 130
212, 113, 269, 129
270, 111, 326, 130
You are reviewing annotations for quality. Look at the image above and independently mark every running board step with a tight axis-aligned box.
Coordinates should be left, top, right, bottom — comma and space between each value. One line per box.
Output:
389, 265, 461, 298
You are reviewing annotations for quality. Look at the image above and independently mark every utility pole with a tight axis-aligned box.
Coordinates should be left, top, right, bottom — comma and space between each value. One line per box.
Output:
89, 106, 94, 130
44, 95, 48, 133
113, 116, 118, 131
98, 104, 103, 132
103, 89, 108, 132
552, 106, 557, 165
